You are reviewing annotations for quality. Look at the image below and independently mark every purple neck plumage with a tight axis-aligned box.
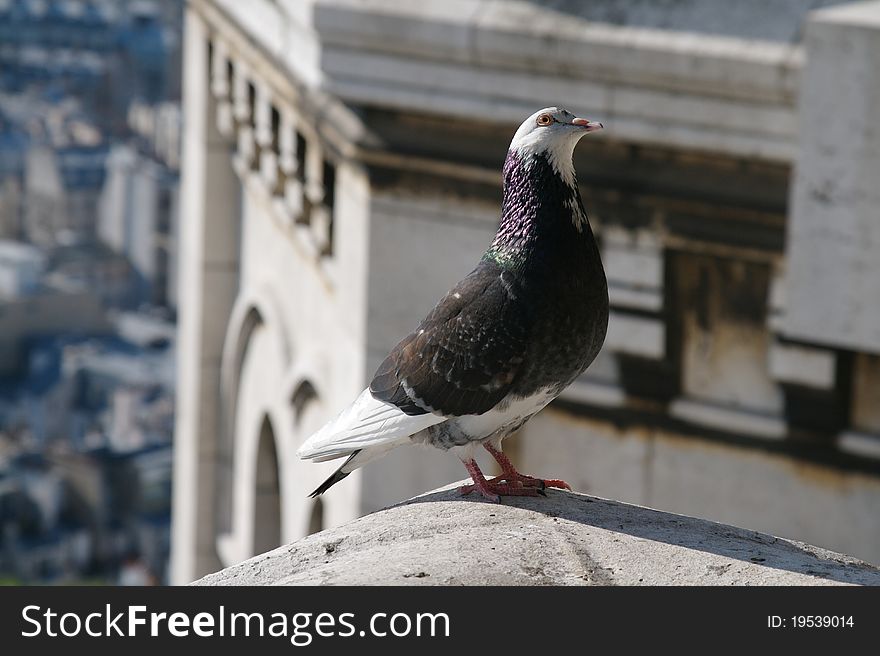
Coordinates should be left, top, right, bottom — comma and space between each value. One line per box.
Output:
484, 149, 583, 270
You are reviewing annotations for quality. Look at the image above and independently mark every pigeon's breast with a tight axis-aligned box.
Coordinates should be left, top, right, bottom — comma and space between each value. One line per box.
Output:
512, 227, 609, 397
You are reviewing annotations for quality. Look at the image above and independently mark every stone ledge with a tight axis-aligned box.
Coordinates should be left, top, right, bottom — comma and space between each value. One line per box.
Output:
204, 0, 801, 161
194, 484, 880, 586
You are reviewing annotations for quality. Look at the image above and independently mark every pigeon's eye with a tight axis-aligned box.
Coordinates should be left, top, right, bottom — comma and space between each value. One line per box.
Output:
536, 113, 553, 126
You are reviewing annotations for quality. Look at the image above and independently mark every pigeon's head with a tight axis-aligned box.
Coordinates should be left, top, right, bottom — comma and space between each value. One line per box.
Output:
508, 107, 603, 183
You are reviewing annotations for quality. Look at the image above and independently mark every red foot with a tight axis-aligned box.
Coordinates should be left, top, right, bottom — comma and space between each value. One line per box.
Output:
459, 458, 569, 502
482, 442, 572, 491
458, 477, 544, 502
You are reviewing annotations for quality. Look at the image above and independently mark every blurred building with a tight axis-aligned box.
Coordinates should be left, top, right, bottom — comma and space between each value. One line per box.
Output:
0, 0, 183, 126
172, 0, 880, 582
24, 143, 108, 247
0, 112, 27, 239
0, 324, 175, 583
0, 239, 43, 296
0, 440, 172, 583
0, 249, 110, 378
0, 0, 115, 97
98, 147, 177, 308
0, 0, 183, 584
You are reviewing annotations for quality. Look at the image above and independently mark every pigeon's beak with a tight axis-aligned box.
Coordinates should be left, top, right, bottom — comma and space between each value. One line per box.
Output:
571, 117, 603, 133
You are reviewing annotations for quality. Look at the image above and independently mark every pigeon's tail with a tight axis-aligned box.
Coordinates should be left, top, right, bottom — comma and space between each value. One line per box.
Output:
309, 452, 356, 497
307, 440, 409, 496
298, 387, 447, 497
297, 388, 445, 463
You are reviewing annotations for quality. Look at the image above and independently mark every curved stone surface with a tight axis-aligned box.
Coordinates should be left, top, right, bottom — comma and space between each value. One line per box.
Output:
194, 484, 880, 586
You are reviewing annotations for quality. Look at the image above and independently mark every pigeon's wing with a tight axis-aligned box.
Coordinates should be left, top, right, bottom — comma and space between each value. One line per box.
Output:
298, 260, 528, 475
370, 260, 530, 417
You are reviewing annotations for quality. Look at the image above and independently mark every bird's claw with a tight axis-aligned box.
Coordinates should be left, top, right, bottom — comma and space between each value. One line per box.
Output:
541, 478, 572, 491
458, 480, 543, 502
459, 473, 571, 501
500, 474, 571, 492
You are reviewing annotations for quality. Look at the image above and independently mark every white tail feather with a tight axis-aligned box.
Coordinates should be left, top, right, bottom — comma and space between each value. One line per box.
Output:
297, 388, 446, 462
339, 439, 410, 473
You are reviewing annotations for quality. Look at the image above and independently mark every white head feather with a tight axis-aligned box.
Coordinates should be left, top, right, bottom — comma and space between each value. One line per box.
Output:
509, 106, 602, 187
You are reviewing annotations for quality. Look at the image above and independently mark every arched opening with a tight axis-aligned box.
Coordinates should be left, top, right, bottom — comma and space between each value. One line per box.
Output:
218, 307, 263, 537
217, 290, 293, 549
291, 380, 318, 428
253, 416, 281, 555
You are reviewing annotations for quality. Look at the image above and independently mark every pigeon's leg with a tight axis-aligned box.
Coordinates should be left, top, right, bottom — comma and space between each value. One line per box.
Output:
483, 442, 572, 491
458, 459, 542, 502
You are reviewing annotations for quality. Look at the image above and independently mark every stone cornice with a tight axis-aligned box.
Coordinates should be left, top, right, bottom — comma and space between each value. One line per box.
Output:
197, 0, 805, 164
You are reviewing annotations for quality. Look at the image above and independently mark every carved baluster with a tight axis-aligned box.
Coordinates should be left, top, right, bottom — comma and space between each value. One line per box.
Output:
304, 136, 324, 210
304, 138, 327, 249
254, 83, 274, 181
211, 40, 234, 138
233, 62, 255, 169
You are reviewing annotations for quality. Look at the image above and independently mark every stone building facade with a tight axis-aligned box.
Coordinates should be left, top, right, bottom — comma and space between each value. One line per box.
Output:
172, 0, 880, 583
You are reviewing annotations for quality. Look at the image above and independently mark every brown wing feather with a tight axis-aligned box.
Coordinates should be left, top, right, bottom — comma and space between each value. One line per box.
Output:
370, 261, 529, 417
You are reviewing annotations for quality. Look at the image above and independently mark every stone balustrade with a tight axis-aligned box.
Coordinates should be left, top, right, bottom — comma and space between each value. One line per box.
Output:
207, 31, 337, 262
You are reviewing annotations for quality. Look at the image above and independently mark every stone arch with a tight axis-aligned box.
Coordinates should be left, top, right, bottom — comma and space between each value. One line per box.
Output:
215, 286, 294, 565
278, 372, 348, 540
290, 379, 319, 430
216, 286, 292, 537
253, 415, 282, 554
282, 362, 330, 441
278, 363, 364, 543
220, 285, 293, 437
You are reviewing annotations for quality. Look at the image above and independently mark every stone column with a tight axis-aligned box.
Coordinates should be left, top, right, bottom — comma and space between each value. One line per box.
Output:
784, 1, 880, 353
171, 9, 241, 584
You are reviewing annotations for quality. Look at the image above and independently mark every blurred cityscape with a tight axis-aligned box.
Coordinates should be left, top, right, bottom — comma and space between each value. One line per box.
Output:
0, 0, 182, 584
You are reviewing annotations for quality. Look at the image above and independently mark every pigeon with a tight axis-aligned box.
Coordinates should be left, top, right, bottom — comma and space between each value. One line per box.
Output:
298, 107, 609, 501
